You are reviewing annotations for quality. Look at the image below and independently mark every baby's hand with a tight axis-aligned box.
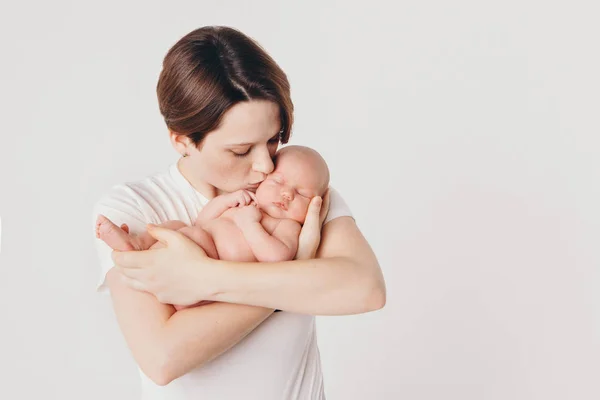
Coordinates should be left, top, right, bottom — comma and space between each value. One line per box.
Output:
233, 204, 262, 226
226, 190, 257, 208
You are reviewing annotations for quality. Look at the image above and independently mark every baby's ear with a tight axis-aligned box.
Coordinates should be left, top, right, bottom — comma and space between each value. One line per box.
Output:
120, 224, 130, 234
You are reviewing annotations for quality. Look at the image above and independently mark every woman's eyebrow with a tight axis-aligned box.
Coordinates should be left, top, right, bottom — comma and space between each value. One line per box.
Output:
228, 142, 253, 147
228, 133, 279, 147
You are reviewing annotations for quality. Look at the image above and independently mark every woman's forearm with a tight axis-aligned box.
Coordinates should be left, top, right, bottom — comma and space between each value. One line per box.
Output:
209, 217, 386, 316
106, 268, 274, 386
211, 256, 381, 315
111, 217, 386, 316
161, 303, 274, 384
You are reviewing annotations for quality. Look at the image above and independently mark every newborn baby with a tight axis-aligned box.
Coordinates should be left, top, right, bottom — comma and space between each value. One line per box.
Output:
96, 145, 330, 309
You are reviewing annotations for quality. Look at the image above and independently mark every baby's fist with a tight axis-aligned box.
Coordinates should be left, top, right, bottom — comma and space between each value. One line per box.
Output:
228, 190, 257, 208
234, 204, 262, 225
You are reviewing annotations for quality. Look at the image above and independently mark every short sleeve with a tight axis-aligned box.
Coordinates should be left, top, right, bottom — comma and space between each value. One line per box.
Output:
92, 185, 151, 293
323, 186, 354, 224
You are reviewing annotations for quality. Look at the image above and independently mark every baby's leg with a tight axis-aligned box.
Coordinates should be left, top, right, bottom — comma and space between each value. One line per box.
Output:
96, 216, 219, 311
96, 215, 186, 251
96, 215, 138, 251
155, 225, 219, 311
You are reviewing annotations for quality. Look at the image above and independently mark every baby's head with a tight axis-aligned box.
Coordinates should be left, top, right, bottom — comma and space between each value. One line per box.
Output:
255, 145, 330, 224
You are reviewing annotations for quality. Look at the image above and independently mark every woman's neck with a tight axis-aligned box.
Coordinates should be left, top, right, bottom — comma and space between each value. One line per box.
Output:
176, 157, 220, 200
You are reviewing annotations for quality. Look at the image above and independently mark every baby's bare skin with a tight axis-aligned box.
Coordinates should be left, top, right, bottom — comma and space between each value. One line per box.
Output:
96, 145, 330, 310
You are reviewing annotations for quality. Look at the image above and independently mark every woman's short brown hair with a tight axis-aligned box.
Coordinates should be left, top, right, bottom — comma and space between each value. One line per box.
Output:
157, 26, 293, 147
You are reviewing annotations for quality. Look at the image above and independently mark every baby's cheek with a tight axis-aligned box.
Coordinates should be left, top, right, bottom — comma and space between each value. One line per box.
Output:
256, 186, 273, 203
295, 200, 311, 221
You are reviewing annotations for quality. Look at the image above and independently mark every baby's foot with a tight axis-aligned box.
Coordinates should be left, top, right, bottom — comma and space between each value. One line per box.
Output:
96, 215, 136, 251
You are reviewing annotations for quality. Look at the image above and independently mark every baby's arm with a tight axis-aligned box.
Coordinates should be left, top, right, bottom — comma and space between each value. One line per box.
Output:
195, 190, 256, 227
233, 207, 301, 262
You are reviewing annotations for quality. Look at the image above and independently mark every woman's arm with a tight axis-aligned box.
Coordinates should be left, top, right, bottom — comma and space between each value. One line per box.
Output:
101, 198, 326, 386
92, 189, 276, 387
114, 216, 386, 316
102, 191, 382, 384
214, 216, 385, 315
105, 266, 275, 386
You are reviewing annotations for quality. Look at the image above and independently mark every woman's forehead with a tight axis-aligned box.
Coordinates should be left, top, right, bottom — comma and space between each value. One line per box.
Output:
213, 100, 280, 144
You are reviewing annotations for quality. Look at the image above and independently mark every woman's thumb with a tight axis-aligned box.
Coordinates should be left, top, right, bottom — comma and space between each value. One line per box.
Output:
146, 224, 177, 246
303, 196, 322, 226
309, 196, 322, 214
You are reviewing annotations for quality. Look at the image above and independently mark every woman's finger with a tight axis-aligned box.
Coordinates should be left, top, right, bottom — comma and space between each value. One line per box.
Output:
119, 272, 147, 292
306, 196, 322, 225
146, 225, 184, 246
319, 188, 331, 226
304, 196, 322, 233
295, 196, 323, 260
116, 263, 143, 279
112, 248, 159, 269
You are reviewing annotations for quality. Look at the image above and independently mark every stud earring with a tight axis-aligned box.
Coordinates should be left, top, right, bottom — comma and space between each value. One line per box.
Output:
182, 153, 189, 158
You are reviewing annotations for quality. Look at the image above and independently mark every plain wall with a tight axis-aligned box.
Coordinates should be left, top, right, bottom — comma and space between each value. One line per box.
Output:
0, 1, 598, 399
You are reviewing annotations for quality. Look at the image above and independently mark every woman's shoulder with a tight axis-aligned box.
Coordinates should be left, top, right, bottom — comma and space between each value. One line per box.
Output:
92, 165, 180, 222
92, 163, 204, 227
324, 186, 354, 224
95, 167, 171, 206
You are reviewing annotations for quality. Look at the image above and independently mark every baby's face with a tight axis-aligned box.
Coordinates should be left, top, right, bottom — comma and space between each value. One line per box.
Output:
255, 148, 329, 224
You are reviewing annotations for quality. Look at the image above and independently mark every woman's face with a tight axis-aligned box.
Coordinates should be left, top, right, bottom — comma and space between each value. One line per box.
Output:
175, 100, 282, 198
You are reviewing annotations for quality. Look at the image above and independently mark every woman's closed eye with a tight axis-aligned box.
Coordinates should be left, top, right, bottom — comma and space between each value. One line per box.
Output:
232, 148, 251, 157
231, 135, 280, 157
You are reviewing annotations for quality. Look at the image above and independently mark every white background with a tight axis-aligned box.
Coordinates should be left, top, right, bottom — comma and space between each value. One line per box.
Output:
1, 1, 599, 399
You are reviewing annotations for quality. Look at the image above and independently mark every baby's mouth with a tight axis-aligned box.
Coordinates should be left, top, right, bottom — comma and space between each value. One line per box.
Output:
273, 202, 288, 211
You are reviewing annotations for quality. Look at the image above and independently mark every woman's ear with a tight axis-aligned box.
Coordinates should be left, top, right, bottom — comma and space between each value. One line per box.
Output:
169, 130, 192, 157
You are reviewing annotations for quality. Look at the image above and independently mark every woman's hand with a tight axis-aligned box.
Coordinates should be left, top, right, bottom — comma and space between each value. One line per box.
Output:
112, 225, 220, 306
295, 188, 331, 260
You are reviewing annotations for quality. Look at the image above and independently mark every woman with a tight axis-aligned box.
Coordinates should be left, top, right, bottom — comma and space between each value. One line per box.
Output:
93, 26, 386, 399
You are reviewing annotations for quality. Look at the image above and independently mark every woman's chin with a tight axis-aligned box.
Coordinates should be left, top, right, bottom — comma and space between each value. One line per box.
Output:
245, 183, 261, 193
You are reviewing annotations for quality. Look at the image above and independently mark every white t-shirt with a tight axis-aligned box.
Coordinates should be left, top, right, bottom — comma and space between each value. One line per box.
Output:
92, 162, 353, 400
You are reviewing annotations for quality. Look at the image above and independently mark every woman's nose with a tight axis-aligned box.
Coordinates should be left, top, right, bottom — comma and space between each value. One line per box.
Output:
252, 149, 275, 175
